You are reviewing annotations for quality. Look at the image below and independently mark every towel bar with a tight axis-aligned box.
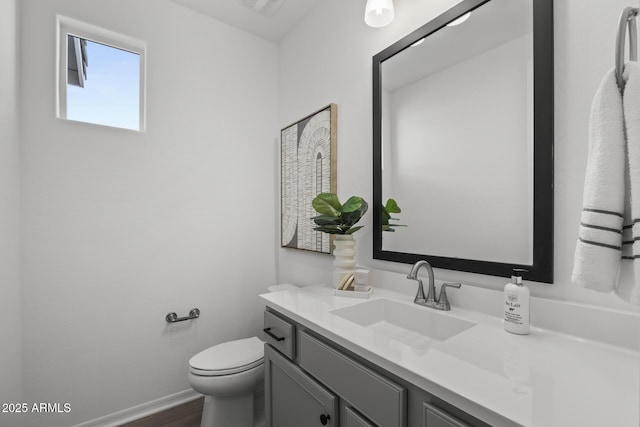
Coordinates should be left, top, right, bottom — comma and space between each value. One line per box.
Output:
166, 308, 200, 323
616, 6, 639, 91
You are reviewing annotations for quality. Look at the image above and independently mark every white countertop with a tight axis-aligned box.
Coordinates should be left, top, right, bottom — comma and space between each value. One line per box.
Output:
260, 285, 640, 427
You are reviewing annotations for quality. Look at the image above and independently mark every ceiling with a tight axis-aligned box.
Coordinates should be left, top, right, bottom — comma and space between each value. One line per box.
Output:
170, 0, 324, 42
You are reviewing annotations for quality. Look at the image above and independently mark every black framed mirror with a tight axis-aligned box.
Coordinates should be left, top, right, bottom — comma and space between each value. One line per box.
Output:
372, 0, 554, 283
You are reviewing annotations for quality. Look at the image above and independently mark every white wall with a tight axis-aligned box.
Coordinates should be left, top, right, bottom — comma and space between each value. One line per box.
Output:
277, 0, 640, 314
19, 1, 278, 425
0, 0, 24, 426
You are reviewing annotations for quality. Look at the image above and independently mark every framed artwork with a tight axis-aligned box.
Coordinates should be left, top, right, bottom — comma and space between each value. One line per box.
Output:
281, 104, 337, 253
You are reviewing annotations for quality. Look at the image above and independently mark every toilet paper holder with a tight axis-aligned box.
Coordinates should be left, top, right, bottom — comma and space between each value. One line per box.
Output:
166, 308, 200, 323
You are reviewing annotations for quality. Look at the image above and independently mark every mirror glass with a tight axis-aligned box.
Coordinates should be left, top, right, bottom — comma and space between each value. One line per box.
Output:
372, 0, 554, 282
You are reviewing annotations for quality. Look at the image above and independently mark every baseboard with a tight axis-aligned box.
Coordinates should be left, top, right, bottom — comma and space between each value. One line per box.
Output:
72, 389, 201, 427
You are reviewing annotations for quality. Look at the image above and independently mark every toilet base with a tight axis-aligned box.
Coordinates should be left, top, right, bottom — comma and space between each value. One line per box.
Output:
201, 393, 253, 427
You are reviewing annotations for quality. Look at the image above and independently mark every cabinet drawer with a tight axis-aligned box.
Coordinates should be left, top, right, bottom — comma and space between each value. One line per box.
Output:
299, 331, 406, 427
263, 311, 295, 359
423, 403, 471, 427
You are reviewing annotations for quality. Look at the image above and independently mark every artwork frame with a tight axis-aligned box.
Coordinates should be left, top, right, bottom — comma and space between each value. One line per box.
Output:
281, 104, 337, 254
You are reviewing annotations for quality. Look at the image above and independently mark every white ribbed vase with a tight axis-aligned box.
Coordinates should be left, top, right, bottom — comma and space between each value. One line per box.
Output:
333, 234, 356, 288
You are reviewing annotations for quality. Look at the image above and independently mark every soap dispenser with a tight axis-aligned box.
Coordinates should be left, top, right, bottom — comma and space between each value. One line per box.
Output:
503, 268, 530, 335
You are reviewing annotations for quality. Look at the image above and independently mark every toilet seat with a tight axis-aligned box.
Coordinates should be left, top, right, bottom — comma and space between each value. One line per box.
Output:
189, 336, 264, 377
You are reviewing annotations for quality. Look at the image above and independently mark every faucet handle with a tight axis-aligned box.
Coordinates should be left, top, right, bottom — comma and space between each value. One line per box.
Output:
435, 282, 461, 311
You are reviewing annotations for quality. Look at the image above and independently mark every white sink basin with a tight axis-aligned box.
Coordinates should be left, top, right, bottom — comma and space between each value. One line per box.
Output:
331, 298, 476, 342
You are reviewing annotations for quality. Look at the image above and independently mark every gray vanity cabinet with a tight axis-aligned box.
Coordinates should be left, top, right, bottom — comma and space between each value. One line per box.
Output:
263, 308, 491, 427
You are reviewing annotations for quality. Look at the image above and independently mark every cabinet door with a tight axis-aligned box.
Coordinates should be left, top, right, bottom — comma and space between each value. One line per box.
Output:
344, 406, 375, 427
299, 331, 406, 427
423, 403, 471, 427
265, 345, 338, 427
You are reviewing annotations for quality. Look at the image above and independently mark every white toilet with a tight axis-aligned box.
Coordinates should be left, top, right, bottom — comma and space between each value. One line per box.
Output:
188, 336, 264, 427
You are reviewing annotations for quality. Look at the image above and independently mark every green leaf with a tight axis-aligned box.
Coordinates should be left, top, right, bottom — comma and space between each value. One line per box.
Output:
311, 214, 341, 226
342, 196, 364, 213
341, 199, 368, 227
313, 225, 343, 234
384, 198, 401, 213
345, 226, 364, 234
312, 193, 341, 216
382, 208, 391, 224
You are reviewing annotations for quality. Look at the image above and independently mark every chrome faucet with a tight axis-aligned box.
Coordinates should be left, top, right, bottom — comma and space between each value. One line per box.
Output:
407, 260, 436, 307
407, 260, 461, 311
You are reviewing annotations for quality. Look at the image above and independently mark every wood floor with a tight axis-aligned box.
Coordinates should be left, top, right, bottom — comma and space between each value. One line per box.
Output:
119, 397, 203, 427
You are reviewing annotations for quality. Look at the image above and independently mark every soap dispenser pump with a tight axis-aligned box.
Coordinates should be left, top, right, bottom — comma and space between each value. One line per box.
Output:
503, 268, 530, 335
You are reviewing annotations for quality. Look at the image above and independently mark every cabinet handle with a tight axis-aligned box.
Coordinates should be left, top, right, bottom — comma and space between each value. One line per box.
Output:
263, 327, 285, 342
319, 413, 331, 425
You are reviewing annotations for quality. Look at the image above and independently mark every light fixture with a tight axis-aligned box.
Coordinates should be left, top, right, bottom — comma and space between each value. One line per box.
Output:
446, 12, 471, 27
237, 0, 284, 17
364, 0, 395, 28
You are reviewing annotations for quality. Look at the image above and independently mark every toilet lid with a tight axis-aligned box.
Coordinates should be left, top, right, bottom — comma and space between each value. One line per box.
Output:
189, 336, 264, 376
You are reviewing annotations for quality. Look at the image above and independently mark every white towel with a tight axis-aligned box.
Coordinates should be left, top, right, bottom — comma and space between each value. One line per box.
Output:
618, 62, 640, 305
572, 69, 626, 292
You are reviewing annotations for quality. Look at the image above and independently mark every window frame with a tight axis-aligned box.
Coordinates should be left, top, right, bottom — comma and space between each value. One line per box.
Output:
56, 15, 147, 131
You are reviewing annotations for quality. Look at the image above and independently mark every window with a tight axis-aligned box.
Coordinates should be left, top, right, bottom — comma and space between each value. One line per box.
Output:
57, 16, 146, 131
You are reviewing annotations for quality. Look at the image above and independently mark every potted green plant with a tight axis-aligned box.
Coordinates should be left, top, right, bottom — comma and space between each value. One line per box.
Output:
311, 193, 368, 234
311, 193, 368, 288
